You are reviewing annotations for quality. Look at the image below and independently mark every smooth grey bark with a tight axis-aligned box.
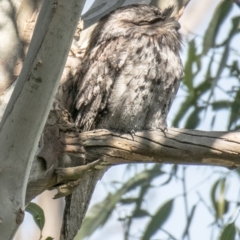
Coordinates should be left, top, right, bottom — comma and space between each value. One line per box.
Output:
0, 0, 86, 239
0, 1, 21, 94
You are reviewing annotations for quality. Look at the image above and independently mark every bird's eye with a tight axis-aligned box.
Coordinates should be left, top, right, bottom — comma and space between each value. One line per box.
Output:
138, 21, 149, 26
137, 16, 165, 26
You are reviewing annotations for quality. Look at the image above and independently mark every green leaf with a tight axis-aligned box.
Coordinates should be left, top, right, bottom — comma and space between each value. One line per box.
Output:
218, 178, 226, 218
25, 202, 45, 231
132, 209, 150, 218
184, 39, 199, 91
142, 199, 174, 240
207, 16, 240, 107
120, 198, 139, 205
210, 178, 227, 219
210, 179, 221, 218
74, 194, 115, 240
211, 41, 230, 93
182, 204, 198, 239
210, 115, 216, 129
45, 237, 54, 240
173, 39, 203, 127
203, 0, 233, 55
184, 107, 202, 129
229, 60, 240, 76
173, 72, 211, 128
212, 101, 232, 110
172, 95, 195, 127
219, 223, 236, 240
228, 89, 240, 130
228, 16, 240, 42
75, 165, 164, 240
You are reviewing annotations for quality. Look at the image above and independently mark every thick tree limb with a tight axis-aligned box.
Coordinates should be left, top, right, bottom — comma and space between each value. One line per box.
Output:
25, 117, 240, 240
26, 120, 240, 205
79, 128, 240, 168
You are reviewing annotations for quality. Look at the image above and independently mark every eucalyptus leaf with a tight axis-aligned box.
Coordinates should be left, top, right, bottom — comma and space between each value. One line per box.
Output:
75, 165, 164, 239
219, 223, 236, 240
184, 39, 197, 91
184, 107, 202, 129
203, 0, 233, 55
212, 100, 232, 110
228, 89, 240, 130
132, 208, 150, 218
218, 178, 226, 219
142, 199, 174, 240
210, 179, 220, 218
210, 178, 227, 219
25, 202, 45, 231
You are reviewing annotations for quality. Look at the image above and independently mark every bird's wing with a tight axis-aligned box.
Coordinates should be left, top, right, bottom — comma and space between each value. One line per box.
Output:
74, 36, 130, 131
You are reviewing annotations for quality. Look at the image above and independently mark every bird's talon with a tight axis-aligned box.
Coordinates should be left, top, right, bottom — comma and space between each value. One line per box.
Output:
157, 126, 168, 137
128, 130, 135, 141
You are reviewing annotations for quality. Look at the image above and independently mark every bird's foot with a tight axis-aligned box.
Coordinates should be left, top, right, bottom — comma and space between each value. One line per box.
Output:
53, 179, 81, 198
156, 125, 168, 137
56, 159, 105, 183
128, 129, 136, 141
53, 159, 107, 198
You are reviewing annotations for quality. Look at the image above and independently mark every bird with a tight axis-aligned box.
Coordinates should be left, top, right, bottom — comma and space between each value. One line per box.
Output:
73, 4, 183, 133
61, 4, 183, 239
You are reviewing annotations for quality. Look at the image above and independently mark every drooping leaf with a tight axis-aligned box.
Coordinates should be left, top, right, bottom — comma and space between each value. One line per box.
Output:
218, 178, 227, 219
210, 178, 227, 219
25, 202, 45, 231
132, 208, 150, 218
212, 100, 232, 110
208, 40, 230, 101
203, 0, 233, 55
142, 199, 174, 240
120, 198, 139, 205
210, 115, 216, 129
75, 165, 164, 239
219, 223, 236, 240
228, 88, 240, 130
184, 39, 201, 91
184, 107, 202, 129
229, 60, 240, 76
172, 95, 195, 127
182, 204, 198, 239
173, 73, 211, 128
210, 179, 221, 218
227, 16, 240, 43
205, 15, 240, 109
74, 193, 117, 240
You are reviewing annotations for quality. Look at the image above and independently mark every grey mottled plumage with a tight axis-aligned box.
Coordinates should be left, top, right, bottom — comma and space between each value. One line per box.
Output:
74, 4, 182, 132
62, 5, 183, 239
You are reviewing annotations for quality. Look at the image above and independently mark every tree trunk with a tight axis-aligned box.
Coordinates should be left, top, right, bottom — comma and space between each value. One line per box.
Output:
0, 0, 85, 238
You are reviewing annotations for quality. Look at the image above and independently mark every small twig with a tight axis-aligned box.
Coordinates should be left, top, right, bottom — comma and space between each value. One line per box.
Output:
175, 0, 191, 20
181, 166, 191, 240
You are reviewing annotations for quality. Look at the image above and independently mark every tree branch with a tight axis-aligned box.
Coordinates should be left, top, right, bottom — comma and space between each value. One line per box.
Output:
26, 117, 240, 205
75, 128, 240, 168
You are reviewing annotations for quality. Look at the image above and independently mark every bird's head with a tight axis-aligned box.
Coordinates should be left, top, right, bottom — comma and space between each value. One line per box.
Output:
90, 4, 181, 47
